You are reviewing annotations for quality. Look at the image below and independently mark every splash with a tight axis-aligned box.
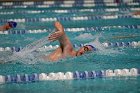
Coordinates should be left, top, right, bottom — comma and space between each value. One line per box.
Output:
1, 36, 51, 64
87, 34, 124, 56
18, 23, 26, 29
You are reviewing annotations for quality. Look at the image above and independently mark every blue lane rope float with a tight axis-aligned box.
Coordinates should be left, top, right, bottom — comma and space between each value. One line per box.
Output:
0, 15, 140, 23
0, 41, 139, 52
0, 25, 139, 35
0, 8, 140, 15
0, 68, 139, 84
5, 73, 39, 84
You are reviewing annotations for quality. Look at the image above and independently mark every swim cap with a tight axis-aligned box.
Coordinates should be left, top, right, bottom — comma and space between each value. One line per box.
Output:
86, 45, 96, 51
8, 21, 17, 28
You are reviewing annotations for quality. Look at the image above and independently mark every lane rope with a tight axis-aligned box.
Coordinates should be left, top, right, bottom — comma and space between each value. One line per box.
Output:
0, 14, 140, 23
0, 8, 140, 15
0, 41, 139, 52
0, 25, 140, 35
0, 68, 139, 84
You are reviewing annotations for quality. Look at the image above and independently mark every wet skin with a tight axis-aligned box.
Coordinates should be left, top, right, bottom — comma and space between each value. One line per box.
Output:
0, 23, 12, 31
43, 22, 93, 61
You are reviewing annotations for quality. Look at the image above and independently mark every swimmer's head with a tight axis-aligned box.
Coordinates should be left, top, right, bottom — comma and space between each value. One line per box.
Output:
4, 21, 17, 30
76, 45, 96, 56
8, 21, 17, 28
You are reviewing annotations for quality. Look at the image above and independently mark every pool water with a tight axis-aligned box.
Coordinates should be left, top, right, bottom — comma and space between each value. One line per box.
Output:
0, 1, 140, 93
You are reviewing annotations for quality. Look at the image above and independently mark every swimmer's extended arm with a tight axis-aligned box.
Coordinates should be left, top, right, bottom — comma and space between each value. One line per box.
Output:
0, 26, 4, 31
0, 23, 11, 31
132, 11, 140, 15
44, 22, 74, 61
0, 22, 17, 31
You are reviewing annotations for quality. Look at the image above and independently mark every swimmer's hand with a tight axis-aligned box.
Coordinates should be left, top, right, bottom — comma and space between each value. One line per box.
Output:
48, 21, 65, 42
48, 31, 64, 42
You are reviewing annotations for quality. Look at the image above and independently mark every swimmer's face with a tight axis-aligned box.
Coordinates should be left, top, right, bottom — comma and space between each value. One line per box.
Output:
76, 45, 93, 56
5, 23, 12, 30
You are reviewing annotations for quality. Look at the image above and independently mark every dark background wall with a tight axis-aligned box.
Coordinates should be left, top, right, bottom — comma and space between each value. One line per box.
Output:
0, 0, 62, 2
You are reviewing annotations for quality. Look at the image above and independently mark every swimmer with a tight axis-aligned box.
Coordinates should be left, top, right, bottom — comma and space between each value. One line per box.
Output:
132, 11, 140, 15
0, 21, 17, 31
43, 21, 96, 61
